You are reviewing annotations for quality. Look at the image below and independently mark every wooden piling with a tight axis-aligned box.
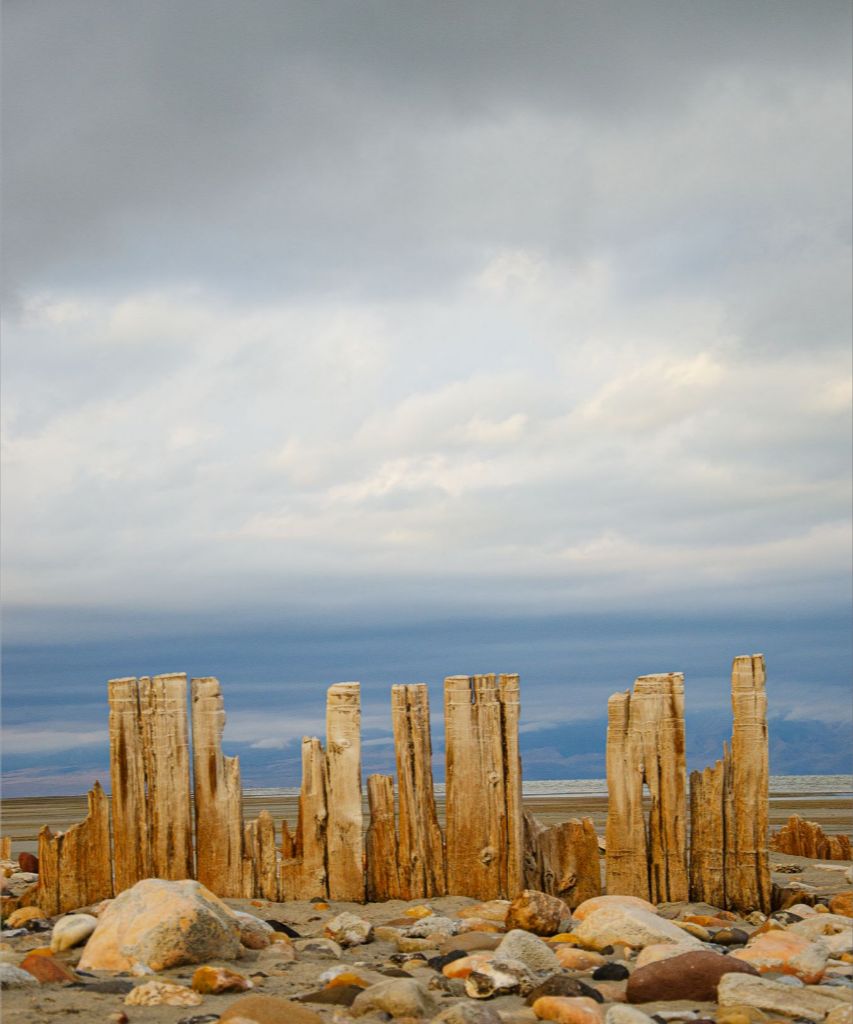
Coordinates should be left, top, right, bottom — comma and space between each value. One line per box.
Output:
281, 737, 329, 900
391, 683, 445, 898
444, 673, 523, 900
191, 677, 244, 897
139, 673, 194, 880
689, 754, 728, 909
365, 774, 402, 901
770, 815, 852, 860
325, 682, 364, 901
605, 674, 688, 903
108, 677, 151, 891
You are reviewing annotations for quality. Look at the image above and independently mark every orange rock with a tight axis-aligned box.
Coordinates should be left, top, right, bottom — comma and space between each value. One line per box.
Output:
684, 914, 730, 927
191, 965, 252, 994
460, 920, 504, 933
404, 905, 434, 918
730, 929, 829, 983
829, 892, 853, 918
326, 971, 372, 989
5, 906, 46, 928
554, 947, 607, 970
717, 910, 738, 921
313, 902, 330, 911
221, 994, 325, 1022
21, 947, 52, 958
532, 995, 605, 1023
19, 953, 78, 983
572, 895, 657, 921
458, 900, 510, 923
442, 952, 495, 978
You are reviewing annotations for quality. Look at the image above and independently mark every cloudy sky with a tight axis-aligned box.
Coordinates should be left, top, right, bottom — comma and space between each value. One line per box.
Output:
2, 1, 851, 792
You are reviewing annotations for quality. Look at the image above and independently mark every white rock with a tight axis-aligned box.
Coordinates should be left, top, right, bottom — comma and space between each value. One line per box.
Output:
351, 977, 438, 1018
718, 974, 848, 1021
0, 963, 39, 989
606, 1008, 658, 1024
324, 910, 374, 947
789, 914, 853, 955
50, 913, 98, 952
827, 1005, 853, 1024
233, 910, 274, 949
495, 929, 559, 971
464, 961, 524, 999
572, 905, 704, 951
403, 914, 458, 938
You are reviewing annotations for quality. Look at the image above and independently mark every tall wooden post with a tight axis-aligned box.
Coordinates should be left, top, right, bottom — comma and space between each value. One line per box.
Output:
325, 682, 364, 901
281, 737, 329, 900
391, 683, 445, 898
605, 673, 688, 903
366, 774, 401, 901
191, 677, 244, 897
444, 673, 523, 900
108, 677, 151, 891
139, 673, 194, 880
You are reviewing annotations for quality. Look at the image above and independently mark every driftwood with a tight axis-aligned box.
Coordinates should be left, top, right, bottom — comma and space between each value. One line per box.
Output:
444, 673, 523, 900
365, 774, 402, 901
605, 673, 688, 903
523, 810, 601, 908
689, 655, 771, 913
391, 683, 445, 898
325, 683, 365, 902
191, 677, 244, 897
770, 815, 852, 861
36, 782, 112, 916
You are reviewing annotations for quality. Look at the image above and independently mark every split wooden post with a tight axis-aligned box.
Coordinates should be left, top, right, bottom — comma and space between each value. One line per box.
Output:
365, 774, 402, 901
281, 737, 329, 900
770, 815, 853, 860
391, 683, 445, 898
108, 677, 152, 891
191, 677, 244, 897
444, 673, 523, 900
689, 655, 771, 913
605, 673, 688, 903
139, 673, 194, 880
522, 811, 601, 908
325, 682, 364, 901
0, 837, 11, 861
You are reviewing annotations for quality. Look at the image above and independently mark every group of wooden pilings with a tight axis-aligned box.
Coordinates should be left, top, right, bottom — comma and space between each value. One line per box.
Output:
32, 655, 772, 917
605, 655, 771, 913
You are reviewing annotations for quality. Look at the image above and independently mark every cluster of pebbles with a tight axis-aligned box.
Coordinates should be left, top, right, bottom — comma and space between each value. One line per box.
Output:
0, 864, 851, 1024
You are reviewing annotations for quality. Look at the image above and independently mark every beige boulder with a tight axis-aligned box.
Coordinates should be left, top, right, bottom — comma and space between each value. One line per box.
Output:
572, 904, 703, 951
79, 878, 241, 972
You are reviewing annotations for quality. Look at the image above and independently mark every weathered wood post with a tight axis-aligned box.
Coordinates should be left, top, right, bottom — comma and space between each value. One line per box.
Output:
325, 682, 364, 901
281, 737, 329, 900
139, 673, 194, 880
365, 774, 402, 901
391, 683, 445, 898
605, 673, 688, 903
689, 655, 771, 913
191, 677, 244, 897
108, 677, 152, 891
444, 673, 523, 900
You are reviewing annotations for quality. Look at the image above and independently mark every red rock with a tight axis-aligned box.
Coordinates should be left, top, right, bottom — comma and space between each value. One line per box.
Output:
19, 953, 78, 983
18, 853, 38, 874
626, 950, 759, 1002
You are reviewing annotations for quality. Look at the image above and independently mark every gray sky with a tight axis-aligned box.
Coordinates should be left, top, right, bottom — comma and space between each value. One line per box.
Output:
2, 0, 851, 628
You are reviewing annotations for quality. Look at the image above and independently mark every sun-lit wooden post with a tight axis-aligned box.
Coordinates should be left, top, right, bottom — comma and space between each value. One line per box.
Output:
366, 773, 402, 900
281, 736, 329, 900
108, 677, 152, 891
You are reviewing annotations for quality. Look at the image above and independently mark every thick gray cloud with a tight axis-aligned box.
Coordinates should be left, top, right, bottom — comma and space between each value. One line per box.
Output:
1, 0, 851, 631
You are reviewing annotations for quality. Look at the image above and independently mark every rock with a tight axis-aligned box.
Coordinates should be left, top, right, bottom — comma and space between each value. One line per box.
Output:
221, 994, 325, 1022
6, 906, 45, 928
324, 910, 374, 946
526, 974, 604, 1004
531, 995, 604, 1023
507, 890, 571, 936
440, 931, 504, 954
605, 1008, 657, 1024
573, 896, 658, 921
443, 953, 496, 978
107, 1014, 129, 1024
718, 973, 847, 1020
431, 1004, 503, 1023
555, 947, 607, 970
0, 962, 39, 988
192, 965, 253, 993
829, 893, 853, 918
626, 950, 759, 1002
730, 930, 830, 982
79, 979, 135, 994
594, 979, 628, 1002
298, 984, 363, 1005
79, 879, 241, 972
592, 963, 629, 981
124, 980, 204, 1006
19, 952, 77, 983
465, 959, 531, 999
827, 1007, 853, 1024
713, 927, 750, 946
234, 910, 274, 949
788, 913, 853, 955
17, 853, 38, 874
293, 937, 342, 958
319, 964, 387, 988
351, 977, 438, 1017
404, 914, 458, 937
675, 921, 712, 941
404, 904, 435, 918
497, 929, 561, 971
572, 906, 703, 952
634, 942, 697, 967
397, 935, 440, 952
50, 913, 98, 952
458, 900, 511, 923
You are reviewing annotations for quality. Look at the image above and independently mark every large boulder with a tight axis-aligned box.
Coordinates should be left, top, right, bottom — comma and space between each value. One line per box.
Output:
78, 878, 241, 972
730, 929, 830, 983
718, 973, 850, 1021
572, 904, 704, 951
